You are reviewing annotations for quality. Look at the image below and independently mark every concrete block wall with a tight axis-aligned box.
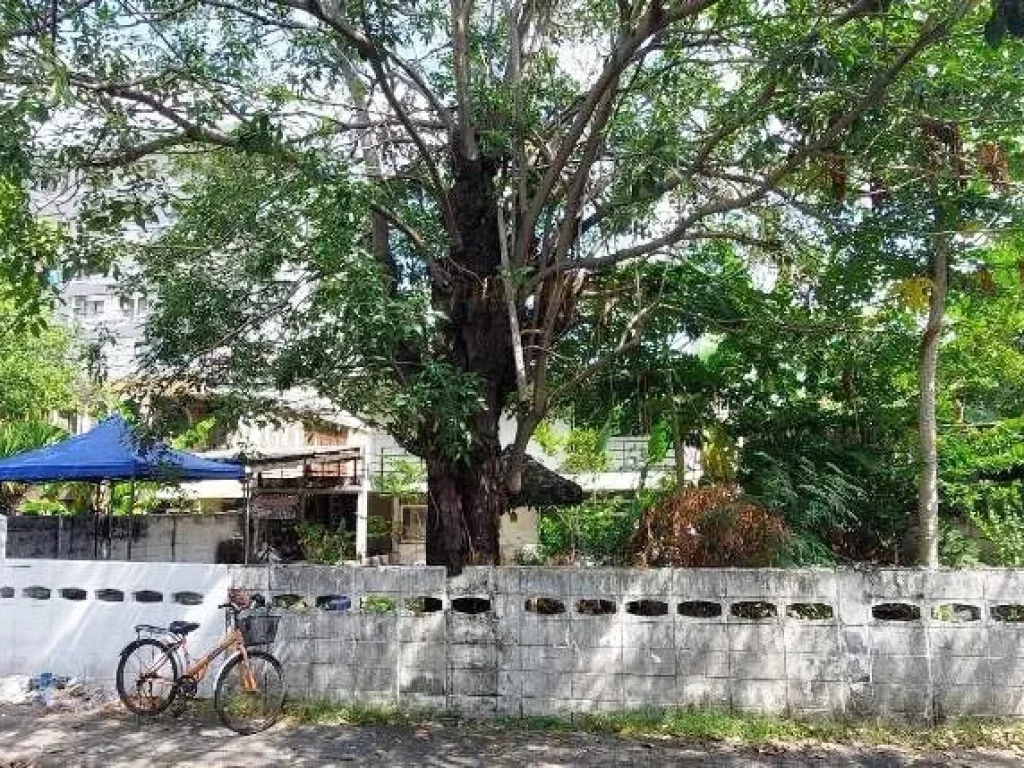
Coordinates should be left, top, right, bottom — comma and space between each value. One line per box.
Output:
3, 559, 1024, 721
3, 514, 241, 563
251, 566, 1024, 720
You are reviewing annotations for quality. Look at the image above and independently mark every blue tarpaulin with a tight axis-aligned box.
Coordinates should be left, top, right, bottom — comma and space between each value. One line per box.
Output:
0, 415, 245, 483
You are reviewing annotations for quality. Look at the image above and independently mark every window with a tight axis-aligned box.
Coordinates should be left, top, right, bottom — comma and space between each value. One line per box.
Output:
72, 296, 88, 317
87, 299, 105, 317
119, 295, 149, 318
401, 504, 427, 542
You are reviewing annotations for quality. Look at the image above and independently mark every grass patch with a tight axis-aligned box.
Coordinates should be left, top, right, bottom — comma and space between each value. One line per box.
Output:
286, 702, 1024, 751
505, 708, 1024, 751
286, 700, 452, 727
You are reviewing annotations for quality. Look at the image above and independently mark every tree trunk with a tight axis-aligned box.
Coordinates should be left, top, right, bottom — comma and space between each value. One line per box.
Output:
423, 141, 513, 574
425, 437, 504, 572
672, 418, 688, 487
916, 227, 949, 568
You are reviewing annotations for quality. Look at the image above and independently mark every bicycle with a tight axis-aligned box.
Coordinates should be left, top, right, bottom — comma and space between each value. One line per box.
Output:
115, 589, 286, 735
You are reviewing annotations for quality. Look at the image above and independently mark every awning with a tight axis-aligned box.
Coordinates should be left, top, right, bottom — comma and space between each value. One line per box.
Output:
0, 415, 245, 483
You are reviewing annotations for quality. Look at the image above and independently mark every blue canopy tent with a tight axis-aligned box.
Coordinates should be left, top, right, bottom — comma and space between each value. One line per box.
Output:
0, 415, 251, 560
0, 415, 244, 482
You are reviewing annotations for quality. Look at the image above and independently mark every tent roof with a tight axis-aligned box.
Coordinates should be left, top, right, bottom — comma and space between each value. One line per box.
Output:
0, 415, 245, 483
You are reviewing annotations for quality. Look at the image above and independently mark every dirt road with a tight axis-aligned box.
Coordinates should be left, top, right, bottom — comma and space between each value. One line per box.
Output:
1, 705, 1021, 767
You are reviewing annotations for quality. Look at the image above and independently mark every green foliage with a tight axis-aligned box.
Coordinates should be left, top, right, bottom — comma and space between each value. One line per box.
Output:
701, 425, 738, 484
16, 480, 98, 516
939, 520, 982, 567
0, 108, 64, 327
941, 418, 1024, 565
538, 495, 645, 565
0, 420, 64, 459
531, 422, 612, 474
361, 595, 397, 614
0, 420, 67, 510
744, 452, 862, 561
295, 520, 355, 564
947, 481, 1024, 566
743, 444, 912, 565
531, 421, 561, 458
111, 482, 174, 516
169, 417, 219, 451
375, 459, 426, 504
19, 497, 72, 516
0, 298, 78, 420
561, 428, 612, 474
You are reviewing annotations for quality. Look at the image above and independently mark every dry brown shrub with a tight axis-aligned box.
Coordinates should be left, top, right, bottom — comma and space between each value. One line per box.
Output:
631, 484, 790, 567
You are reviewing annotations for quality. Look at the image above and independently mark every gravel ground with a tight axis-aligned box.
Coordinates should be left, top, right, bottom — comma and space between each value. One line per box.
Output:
1, 704, 1023, 767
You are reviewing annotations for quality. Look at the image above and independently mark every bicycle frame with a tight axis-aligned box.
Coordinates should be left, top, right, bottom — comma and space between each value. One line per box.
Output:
137, 626, 258, 691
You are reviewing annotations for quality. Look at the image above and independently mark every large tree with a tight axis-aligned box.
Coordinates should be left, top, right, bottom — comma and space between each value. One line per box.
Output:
1, 0, 1008, 571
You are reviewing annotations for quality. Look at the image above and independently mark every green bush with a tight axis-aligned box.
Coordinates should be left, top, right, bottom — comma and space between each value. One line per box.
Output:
538, 496, 644, 565
938, 520, 982, 567
942, 420, 1024, 566
959, 485, 1024, 566
741, 443, 912, 565
296, 520, 356, 564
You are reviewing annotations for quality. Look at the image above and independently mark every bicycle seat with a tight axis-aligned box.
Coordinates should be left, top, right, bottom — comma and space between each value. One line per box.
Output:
169, 621, 200, 636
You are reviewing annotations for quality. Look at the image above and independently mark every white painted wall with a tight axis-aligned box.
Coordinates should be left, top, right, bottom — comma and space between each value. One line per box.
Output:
501, 507, 540, 564
0, 559, 233, 690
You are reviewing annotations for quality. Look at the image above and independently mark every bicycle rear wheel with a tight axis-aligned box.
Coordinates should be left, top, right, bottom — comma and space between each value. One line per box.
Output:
116, 638, 180, 715
214, 650, 285, 735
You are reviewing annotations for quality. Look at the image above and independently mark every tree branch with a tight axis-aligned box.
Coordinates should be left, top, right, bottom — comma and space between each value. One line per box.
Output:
73, 78, 239, 148
371, 203, 430, 254
271, 0, 375, 54
89, 133, 195, 168
2, 0, 99, 39
364, 55, 455, 237
450, 0, 478, 159
269, 0, 456, 135
516, 0, 722, 264
546, 302, 655, 407
539, 7, 961, 280
201, 0, 315, 30
545, 74, 621, 269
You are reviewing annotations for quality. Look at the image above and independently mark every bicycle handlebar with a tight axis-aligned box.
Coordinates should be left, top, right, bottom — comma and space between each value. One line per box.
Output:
218, 594, 266, 614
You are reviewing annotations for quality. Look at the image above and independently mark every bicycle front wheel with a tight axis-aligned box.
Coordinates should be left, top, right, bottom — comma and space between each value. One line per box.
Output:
116, 638, 180, 715
214, 650, 285, 735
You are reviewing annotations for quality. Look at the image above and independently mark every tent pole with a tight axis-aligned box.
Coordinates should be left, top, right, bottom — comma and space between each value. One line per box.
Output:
106, 480, 114, 560
244, 469, 251, 565
126, 480, 136, 561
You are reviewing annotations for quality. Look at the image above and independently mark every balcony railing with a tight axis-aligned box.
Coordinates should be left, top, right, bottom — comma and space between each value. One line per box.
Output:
373, 438, 686, 479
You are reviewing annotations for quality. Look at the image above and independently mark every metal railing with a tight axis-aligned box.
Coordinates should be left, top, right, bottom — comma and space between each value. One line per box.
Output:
373, 439, 685, 478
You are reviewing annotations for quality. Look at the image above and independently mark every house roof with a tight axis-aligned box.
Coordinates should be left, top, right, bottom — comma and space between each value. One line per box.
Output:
507, 451, 584, 508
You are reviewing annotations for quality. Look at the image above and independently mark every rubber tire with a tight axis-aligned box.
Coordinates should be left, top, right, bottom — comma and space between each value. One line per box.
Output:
116, 638, 180, 715
213, 650, 285, 735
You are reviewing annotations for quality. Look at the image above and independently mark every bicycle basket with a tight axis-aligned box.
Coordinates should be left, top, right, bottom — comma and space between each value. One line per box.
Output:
239, 610, 280, 646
